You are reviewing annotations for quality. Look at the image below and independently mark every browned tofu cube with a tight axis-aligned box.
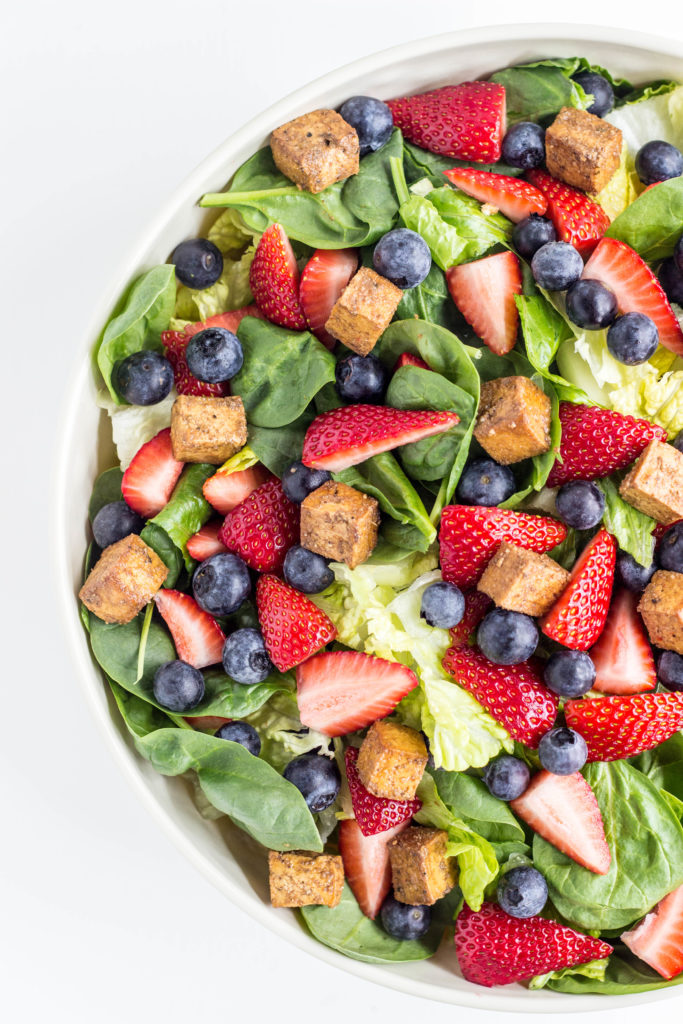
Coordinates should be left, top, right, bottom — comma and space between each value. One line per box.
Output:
357, 720, 428, 801
545, 107, 623, 193
638, 570, 683, 655
270, 109, 359, 194
325, 267, 402, 355
619, 441, 683, 524
474, 376, 552, 465
388, 827, 457, 906
171, 395, 247, 464
477, 542, 570, 617
268, 851, 344, 908
79, 534, 168, 624
300, 480, 379, 568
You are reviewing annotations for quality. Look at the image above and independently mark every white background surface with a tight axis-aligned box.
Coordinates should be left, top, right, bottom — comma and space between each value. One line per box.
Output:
3, 2, 683, 1022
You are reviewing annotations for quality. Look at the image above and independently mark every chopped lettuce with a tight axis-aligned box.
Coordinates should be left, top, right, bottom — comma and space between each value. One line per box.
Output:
215, 444, 259, 475
530, 957, 609, 991
96, 389, 174, 469
599, 475, 656, 567
606, 85, 683, 160
244, 691, 333, 774
174, 209, 259, 321
594, 145, 641, 221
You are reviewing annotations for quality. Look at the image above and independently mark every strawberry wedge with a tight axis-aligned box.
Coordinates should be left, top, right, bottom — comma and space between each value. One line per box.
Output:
345, 747, 421, 836
249, 223, 306, 329
565, 692, 683, 762
121, 428, 184, 519
154, 589, 225, 669
540, 529, 616, 651
203, 462, 271, 515
444, 168, 547, 222
591, 588, 656, 694
446, 251, 522, 355
339, 818, 408, 919
387, 82, 506, 162
257, 575, 336, 673
527, 168, 610, 257
622, 884, 683, 980
162, 306, 262, 398
299, 248, 358, 349
186, 521, 228, 561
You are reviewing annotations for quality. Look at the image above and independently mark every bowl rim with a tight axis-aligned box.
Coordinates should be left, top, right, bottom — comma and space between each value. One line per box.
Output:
52, 22, 683, 1012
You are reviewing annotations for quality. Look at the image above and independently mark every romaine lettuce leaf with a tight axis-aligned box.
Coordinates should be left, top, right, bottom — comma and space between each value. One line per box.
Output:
96, 389, 175, 469
530, 957, 609, 991
606, 84, 683, 158
598, 475, 656, 567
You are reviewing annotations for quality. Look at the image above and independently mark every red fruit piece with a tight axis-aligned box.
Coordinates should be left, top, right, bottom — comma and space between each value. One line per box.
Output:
591, 588, 656, 694
454, 902, 612, 987
121, 427, 184, 519
446, 251, 522, 355
387, 82, 506, 163
257, 574, 336, 673
203, 462, 271, 515
184, 715, 231, 731
540, 529, 616, 651
154, 589, 225, 670
299, 248, 358, 349
162, 307, 262, 398
622, 884, 683, 980
565, 692, 683, 761
344, 747, 421, 836
339, 818, 408, 919
186, 521, 228, 561
248, 223, 306, 329
302, 404, 460, 472
527, 168, 610, 257
439, 505, 567, 589
511, 770, 611, 874
393, 352, 431, 372
296, 650, 418, 737
654, 518, 683, 542
449, 590, 492, 648
218, 478, 299, 573
444, 167, 547, 222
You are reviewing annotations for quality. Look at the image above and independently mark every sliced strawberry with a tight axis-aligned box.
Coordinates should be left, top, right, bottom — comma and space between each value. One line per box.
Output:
583, 236, 683, 355
439, 505, 567, 589
257, 574, 336, 673
186, 521, 228, 561
622, 884, 683, 980
387, 82, 506, 163
299, 248, 358, 349
183, 308, 263, 337
591, 588, 656, 694
547, 402, 667, 488
455, 902, 612, 987
121, 428, 184, 519
449, 590, 492, 648
527, 168, 610, 256
393, 352, 431, 372
248, 223, 306, 329
565, 692, 683, 761
296, 650, 418, 737
161, 307, 263, 398
154, 589, 225, 669
218, 478, 299, 573
511, 770, 610, 874
203, 462, 271, 515
444, 167, 547, 222
446, 251, 522, 355
184, 714, 231, 731
540, 529, 616, 651
302, 404, 460, 472
344, 747, 421, 836
442, 647, 557, 747
338, 818, 408, 919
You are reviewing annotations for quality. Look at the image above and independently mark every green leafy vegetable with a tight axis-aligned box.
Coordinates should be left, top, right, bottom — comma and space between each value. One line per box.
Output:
247, 411, 313, 477
243, 691, 334, 774
427, 186, 513, 263
515, 293, 589, 403
402, 140, 523, 187
430, 771, 527, 846
606, 176, 683, 262
489, 58, 596, 124
88, 467, 124, 522
530, 957, 609, 991
545, 950, 683, 994
633, 731, 683, 803
394, 262, 461, 330
606, 84, 683, 159
390, 156, 466, 270
598, 475, 656, 567
141, 463, 214, 586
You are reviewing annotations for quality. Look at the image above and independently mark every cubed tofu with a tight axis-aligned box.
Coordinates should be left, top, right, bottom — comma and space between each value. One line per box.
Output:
619, 441, 683, 524
638, 570, 683, 655
477, 542, 570, 617
388, 827, 457, 906
268, 851, 344, 908
300, 480, 379, 568
474, 376, 552, 465
170, 395, 247, 464
79, 534, 168, 624
545, 106, 623, 193
356, 720, 428, 801
324, 267, 402, 355
270, 109, 360, 194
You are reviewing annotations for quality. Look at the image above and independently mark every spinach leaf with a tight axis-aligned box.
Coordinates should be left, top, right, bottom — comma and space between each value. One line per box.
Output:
598, 475, 656, 567
378, 318, 479, 389
632, 731, 683, 802
390, 156, 465, 270
545, 949, 683, 994
395, 263, 461, 330
431, 771, 526, 845
199, 670, 294, 719
427, 186, 513, 263
402, 140, 523, 187
141, 463, 214, 586
515, 291, 592, 404
109, 678, 175, 737
88, 467, 124, 522
247, 411, 313, 477
606, 177, 683, 262
489, 58, 592, 124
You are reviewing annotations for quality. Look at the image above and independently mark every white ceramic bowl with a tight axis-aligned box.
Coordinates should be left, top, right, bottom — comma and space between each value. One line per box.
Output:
54, 24, 683, 1012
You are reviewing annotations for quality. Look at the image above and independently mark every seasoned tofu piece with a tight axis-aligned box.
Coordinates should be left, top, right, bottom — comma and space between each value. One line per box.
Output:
638, 570, 683, 655
324, 267, 402, 355
474, 376, 552, 465
79, 534, 168, 624
619, 441, 683, 524
300, 480, 379, 568
357, 720, 428, 801
171, 395, 247, 464
388, 827, 457, 906
477, 542, 570, 617
545, 106, 623, 193
270, 109, 360, 194
268, 851, 344, 908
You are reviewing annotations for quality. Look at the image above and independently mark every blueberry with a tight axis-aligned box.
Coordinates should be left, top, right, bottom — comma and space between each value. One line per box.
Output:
153, 660, 205, 712
555, 480, 606, 529
531, 241, 584, 291
420, 581, 465, 629
112, 350, 174, 405
456, 457, 516, 506
215, 720, 261, 756
658, 651, 683, 691
675, 234, 683, 276
192, 552, 251, 616
571, 71, 615, 117
565, 279, 618, 331
544, 650, 596, 698
658, 258, 683, 305
636, 140, 683, 186
659, 521, 683, 574
380, 894, 432, 940
283, 753, 341, 813
483, 754, 530, 801
373, 228, 431, 289
512, 214, 557, 259
477, 608, 539, 665
92, 500, 144, 548
185, 327, 243, 383
497, 865, 548, 919
283, 545, 334, 594
606, 312, 659, 365
617, 549, 657, 592
538, 727, 588, 775
501, 122, 546, 169
335, 353, 387, 404
673, 431, 683, 454
339, 96, 393, 156
222, 627, 272, 684
281, 461, 331, 504
172, 238, 223, 289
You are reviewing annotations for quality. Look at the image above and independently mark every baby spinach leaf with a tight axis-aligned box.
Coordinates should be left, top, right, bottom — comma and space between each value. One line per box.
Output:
402, 140, 523, 187
606, 177, 683, 262
598, 475, 656, 567
88, 467, 124, 522
378, 318, 479, 390
545, 949, 683, 994
89, 608, 176, 696
431, 771, 526, 845
426, 186, 513, 263
515, 292, 592, 404
109, 678, 175, 738
489, 58, 592, 124
632, 731, 683, 802
199, 670, 294, 719
395, 263, 461, 330
141, 463, 214, 586
247, 410, 313, 477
